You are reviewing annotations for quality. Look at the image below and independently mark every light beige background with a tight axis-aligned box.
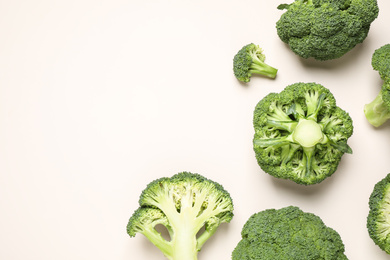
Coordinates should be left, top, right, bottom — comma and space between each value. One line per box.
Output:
1, 0, 390, 259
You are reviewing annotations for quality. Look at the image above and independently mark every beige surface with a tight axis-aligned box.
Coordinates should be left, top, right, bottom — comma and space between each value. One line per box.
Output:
1, 0, 390, 259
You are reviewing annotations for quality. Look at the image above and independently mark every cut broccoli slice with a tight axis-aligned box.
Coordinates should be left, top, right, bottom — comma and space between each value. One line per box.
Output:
126, 171, 234, 260
253, 82, 353, 185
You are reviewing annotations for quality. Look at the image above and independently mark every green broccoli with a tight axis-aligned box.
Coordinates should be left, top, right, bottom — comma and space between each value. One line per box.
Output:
232, 206, 348, 260
253, 82, 353, 185
276, 0, 379, 60
126, 171, 234, 260
367, 173, 390, 254
233, 43, 278, 83
364, 44, 390, 127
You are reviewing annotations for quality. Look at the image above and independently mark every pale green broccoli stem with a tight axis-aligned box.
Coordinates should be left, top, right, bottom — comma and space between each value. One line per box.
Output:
141, 226, 173, 258
156, 187, 227, 260
250, 56, 278, 79
293, 119, 324, 148
364, 93, 390, 127
293, 119, 325, 176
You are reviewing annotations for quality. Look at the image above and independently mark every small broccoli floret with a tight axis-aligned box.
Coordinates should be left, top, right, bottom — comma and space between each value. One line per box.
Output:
233, 43, 278, 83
253, 82, 353, 185
364, 44, 390, 127
232, 206, 348, 260
276, 0, 379, 60
367, 173, 390, 254
126, 171, 234, 260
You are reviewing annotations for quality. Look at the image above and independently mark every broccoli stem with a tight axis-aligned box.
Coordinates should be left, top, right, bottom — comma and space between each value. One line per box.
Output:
171, 226, 198, 260
302, 146, 315, 176
364, 93, 390, 127
250, 59, 278, 79
142, 226, 173, 258
292, 119, 324, 148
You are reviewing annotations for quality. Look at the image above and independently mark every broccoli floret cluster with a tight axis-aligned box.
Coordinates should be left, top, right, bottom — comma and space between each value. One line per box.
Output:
276, 0, 379, 60
232, 206, 348, 260
364, 44, 390, 127
253, 82, 353, 185
233, 43, 278, 82
127, 171, 234, 260
367, 173, 390, 254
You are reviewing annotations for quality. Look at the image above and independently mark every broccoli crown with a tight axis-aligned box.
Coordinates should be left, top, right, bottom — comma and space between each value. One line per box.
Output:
367, 173, 390, 254
233, 43, 278, 83
371, 44, 390, 81
364, 44, 390, 127
127, 171, 234, 260
232, 206, 348, 260
276, 0, 379, 60
253, 82, 353, 185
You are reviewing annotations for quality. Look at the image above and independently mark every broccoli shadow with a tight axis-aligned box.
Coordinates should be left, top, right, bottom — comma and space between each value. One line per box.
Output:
268, 171, 342, 196
282, 41, 369, 70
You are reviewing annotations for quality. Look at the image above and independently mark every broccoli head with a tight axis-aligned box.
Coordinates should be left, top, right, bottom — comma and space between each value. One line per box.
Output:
233, 43, 278, 83
364, 44, 390, 127
367, 173, 390, 254
232, 206, 348, 260
127, 171, 234, 260
253, 82, 353, 185
276, 0, 379, 60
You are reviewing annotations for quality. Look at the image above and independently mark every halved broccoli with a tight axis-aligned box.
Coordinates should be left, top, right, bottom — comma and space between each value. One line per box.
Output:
233, 43, 278, 83
276, 0, 379, 60
232, 206, 348, 259
253, 82, 353, 185
367, 173, 390, 254
126, 171, 234, 260
364, 44, 390, 127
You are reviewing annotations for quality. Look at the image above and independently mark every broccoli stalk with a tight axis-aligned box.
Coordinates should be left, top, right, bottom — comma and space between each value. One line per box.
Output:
364, 44, 390, 127
127, 172, 234, 260
364, 89, 390, 127
253, 82, 353, 185
233, 43, 278, 83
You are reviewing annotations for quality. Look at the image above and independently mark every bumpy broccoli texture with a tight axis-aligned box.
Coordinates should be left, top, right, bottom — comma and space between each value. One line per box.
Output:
233, 43, 278, 82
232, 206, 348, 260
126, 171, 234, 260
276, 0, 379, 60
364, 44, 390, 127
253, 82, 353, 185
367, 173, 390, 254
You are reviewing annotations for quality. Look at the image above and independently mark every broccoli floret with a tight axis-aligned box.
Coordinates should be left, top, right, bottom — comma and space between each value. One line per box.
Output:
367, 173, 390, 254
232, 206, 348, 260
364, 44, 390, 127
276, 0, 379, 60
253, 82, 353, 185
233, 43, 278, 83
126, 171, 234, 260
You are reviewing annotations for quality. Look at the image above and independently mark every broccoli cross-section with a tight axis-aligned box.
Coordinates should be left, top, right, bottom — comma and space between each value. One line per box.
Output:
253, 82, 353, 185
276, 0, 379, 60
233, 43, 278, 83
126, 171, 234, 260
232, 206, 348, 260
364, 44, 390, 127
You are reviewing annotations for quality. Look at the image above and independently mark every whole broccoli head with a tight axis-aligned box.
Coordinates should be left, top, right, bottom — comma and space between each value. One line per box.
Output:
367, 173, 390, 254
232, 206, 348, 260
364, 44, 390, 127
127, 171, 234, 260
253, 82, 353, 185
276, 0, 379, 60
233, 43, 278, 83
